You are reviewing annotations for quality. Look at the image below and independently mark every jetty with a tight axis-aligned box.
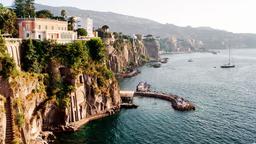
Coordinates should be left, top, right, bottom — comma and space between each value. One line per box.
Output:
120, 82, 195, 111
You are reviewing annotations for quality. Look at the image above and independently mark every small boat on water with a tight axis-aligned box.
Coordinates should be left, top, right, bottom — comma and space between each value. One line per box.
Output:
221, 46, 235, 68
150, 62, 161, 68
188, 59, 193, 62
220, 64, 235, 68
160, 58, 168, 63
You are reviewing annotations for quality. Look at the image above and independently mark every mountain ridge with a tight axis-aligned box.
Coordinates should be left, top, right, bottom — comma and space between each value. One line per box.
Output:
35, 3, 256, 49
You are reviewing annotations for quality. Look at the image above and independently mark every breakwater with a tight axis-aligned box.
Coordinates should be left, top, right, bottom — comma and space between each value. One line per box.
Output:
134, 91, 195, 111
120, 82, 195, 111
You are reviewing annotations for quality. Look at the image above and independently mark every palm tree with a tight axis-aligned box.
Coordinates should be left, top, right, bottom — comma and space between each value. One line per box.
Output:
68, 16, 76, 31
61, 9, 67, 19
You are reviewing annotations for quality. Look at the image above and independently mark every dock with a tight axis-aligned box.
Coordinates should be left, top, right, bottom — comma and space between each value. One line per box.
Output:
120, 82, 195, 111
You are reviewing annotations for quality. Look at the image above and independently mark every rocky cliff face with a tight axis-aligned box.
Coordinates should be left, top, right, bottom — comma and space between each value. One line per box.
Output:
99, 32, 157, 73
0, 71, 121, 143
160, 36, 205, 52
0, 73, 47, 144
0, 96, 6, 144
143, 36, 160, 60
43, 73, 121, 132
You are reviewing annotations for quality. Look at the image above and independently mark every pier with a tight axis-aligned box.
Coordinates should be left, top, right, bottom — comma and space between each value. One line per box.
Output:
120, 82, 195, 111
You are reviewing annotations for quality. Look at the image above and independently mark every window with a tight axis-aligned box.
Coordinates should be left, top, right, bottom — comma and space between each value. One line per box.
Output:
26, 33, 30, 38
38, 25, 41, 30
38, 34, 41, 39
52, 26, 54, 30
25, 24, 29, 30
45, 26, 48, 30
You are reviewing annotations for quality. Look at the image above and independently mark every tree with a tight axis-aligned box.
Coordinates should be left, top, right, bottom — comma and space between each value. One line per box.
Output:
14, 0, 25, 18
61, 10, 67, 18
14, 0, 35, 18
68, 16, 76, 31
0, 5, 17, 35
86, 38, 106, 62
76, 28, 87, 37
36, 10, 53, 18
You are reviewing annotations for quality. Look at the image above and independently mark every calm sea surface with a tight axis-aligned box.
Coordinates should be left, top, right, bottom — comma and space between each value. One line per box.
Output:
55, 49, 256, 144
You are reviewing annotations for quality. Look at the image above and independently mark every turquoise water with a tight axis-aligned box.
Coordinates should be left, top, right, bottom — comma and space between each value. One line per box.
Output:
55, 49, 256, 144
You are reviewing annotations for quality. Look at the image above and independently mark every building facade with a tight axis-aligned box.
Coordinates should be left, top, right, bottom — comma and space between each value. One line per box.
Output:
73, 17, 94, 37
17, 18, 77, 43
84, 18, 94, 37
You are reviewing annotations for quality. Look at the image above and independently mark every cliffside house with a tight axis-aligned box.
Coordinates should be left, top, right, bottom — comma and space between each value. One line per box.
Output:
17, 18, 77, 44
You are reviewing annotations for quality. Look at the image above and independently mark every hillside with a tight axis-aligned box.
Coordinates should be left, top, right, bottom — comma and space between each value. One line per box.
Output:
35, 4, 256, 49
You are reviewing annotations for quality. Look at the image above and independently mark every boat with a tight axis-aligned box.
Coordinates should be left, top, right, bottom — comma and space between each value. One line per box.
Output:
150, 62, 161, 68
160, 58, 168, 63
188, 59, 193, 62
221, 46, 235, 68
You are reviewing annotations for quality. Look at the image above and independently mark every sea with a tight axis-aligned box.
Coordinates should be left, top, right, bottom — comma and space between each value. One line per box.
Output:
55, 49, 256, 144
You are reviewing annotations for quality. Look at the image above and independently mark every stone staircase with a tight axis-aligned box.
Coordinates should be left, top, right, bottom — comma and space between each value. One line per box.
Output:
5, 96, 15, 144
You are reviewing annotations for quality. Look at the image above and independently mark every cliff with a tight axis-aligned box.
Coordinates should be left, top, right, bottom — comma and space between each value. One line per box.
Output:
107, 34, 148, 73
43, 71, 120, 132
143, 35, 160, 60
0, 38, 121, 143
97, 28, 159, 73
0, 73, 47, 144
160, 36, 205, 52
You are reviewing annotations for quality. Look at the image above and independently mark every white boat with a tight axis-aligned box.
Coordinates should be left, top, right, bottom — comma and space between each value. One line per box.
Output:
221, 46, 235, 68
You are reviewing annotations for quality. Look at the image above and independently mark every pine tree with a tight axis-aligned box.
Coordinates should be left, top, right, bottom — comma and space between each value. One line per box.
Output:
14, 0, 35, 18
25, 0, 35, 17
14, 0, 25, 18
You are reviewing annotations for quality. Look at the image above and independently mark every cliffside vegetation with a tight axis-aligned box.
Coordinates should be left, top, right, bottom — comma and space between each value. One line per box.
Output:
0, 5, 17, 36
0, 33, 17, 79
20, 38, 113, 109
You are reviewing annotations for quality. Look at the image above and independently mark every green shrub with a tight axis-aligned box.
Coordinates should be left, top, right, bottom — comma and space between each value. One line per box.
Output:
16, 113, 25, 128
86, 38, 106, 62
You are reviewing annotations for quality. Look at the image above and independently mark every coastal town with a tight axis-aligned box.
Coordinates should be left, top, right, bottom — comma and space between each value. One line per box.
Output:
1, 0, 256, 144
0, 1, 197, 143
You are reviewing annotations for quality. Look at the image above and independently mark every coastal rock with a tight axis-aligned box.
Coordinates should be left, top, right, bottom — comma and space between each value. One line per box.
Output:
143, 35, 160, 60
40, 131, 56, 142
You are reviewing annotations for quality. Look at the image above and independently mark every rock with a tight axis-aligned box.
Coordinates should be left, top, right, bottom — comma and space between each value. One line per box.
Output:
41, 131, 56, 142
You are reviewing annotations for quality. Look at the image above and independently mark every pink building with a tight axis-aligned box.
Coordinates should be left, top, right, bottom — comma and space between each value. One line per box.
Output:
18, 18, 77, 43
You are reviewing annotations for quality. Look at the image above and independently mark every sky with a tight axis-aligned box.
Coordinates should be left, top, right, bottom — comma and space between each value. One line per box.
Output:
1, 0, 256, 33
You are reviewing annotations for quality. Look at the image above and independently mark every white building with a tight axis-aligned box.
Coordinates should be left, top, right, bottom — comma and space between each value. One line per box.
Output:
73, 17, 94, 37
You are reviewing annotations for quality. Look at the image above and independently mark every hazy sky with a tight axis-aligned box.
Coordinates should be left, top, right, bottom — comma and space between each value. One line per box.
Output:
1, 0, 256, 33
